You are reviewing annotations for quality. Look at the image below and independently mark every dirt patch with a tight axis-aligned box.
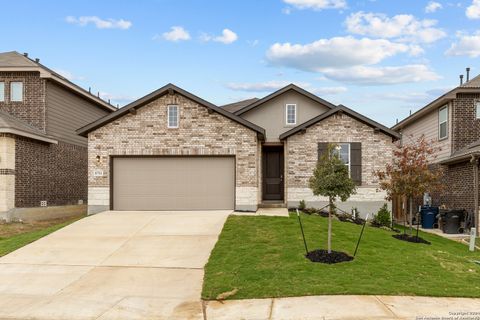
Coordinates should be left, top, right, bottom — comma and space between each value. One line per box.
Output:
306, 249, 354, 264
0, 213, 86, 238
392, 234, 431, 245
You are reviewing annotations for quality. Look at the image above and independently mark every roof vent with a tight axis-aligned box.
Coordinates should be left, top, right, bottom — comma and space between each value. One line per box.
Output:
23, 52, 28, 57
460, 74, 464, 85
35, 58, 40, 63
466, 67, 471, 82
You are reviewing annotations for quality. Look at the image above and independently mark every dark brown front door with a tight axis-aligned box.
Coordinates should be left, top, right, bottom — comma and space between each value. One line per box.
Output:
263, 146, 284, 200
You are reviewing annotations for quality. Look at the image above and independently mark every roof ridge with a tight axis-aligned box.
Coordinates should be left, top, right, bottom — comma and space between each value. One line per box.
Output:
233, 84, 336, 116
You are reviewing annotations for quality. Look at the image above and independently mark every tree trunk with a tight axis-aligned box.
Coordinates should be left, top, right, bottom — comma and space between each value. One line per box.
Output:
328, 196, 333, 254
409, 196, 413, 234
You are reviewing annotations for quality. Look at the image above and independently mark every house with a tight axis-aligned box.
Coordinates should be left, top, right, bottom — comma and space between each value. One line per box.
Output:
392, 70, 480, 234
78, 83, 399, 216
0, 51, 116, 221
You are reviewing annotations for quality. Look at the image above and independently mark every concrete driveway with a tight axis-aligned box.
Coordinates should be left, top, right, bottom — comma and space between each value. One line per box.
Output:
0, 210, 230, 320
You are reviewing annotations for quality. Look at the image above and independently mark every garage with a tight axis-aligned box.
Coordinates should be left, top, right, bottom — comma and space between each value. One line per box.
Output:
112, 156, 235, 211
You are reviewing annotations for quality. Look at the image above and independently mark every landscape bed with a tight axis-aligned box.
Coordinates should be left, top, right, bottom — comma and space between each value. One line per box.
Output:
202, 213, 480, 300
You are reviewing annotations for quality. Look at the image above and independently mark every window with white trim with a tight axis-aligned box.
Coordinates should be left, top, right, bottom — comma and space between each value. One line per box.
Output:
333, 143, 351, 173
0, 82, 4, 102
167, 105, 179, 128
286, 104, 296, 125
439, 105, 448, 140
10, 82, 23, 102
476, 102, 480, 119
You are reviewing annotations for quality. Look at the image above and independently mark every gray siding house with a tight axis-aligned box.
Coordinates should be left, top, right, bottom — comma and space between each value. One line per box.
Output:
79, 83, 399, 216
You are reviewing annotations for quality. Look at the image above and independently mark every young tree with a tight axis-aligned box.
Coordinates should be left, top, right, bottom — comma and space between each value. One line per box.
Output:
309, 143, 357, 253
375, 135, 443, 232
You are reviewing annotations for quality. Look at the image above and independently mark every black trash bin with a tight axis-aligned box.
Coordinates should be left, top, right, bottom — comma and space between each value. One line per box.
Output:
442, 210, 464, 234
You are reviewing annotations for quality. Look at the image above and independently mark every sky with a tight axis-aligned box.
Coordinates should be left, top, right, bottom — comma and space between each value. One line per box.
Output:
2, 0, 480, 126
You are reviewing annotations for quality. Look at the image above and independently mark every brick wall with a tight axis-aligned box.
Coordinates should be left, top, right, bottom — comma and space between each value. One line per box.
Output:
452, 93, 480, 152
285, 113, 395, 215
15, 136, 87, 207
0, 72, 46, 131
87, 92, 259, 212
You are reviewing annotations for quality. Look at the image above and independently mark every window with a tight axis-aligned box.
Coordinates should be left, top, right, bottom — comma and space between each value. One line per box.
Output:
476, 102, 480, 119
10, 82, 23, 102
333, 143, 350, 173
286, 104, 296, 125
167, 105, 179, 128
0, 82, 4, 102
439, 105, 448, 140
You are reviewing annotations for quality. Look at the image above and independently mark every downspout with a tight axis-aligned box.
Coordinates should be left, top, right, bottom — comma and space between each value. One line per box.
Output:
470, 155, 479, 237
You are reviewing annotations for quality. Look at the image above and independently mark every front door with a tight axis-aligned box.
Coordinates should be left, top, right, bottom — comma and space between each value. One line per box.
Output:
262, 146, 284, 200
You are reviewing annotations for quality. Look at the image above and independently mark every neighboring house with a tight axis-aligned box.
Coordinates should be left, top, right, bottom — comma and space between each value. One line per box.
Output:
0, 51, 116, 221
78, 83, 399, 216
392, 71, 480, 233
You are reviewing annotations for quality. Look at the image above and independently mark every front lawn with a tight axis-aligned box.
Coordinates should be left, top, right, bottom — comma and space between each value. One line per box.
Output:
0, 216, 83, 257
202, 213, 480, 300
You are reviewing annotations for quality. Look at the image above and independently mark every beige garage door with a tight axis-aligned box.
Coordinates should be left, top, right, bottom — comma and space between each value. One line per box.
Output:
112, 157, 235, 210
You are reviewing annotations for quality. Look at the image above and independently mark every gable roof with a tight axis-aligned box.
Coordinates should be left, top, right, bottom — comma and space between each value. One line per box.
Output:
0, 110, 57, 144
234, 84, 336, 116
392, 74, 480, 131
77, 83, 266, 138
279, 104, 400, 140
0, 51, 116, 112
221, 98, 259, 113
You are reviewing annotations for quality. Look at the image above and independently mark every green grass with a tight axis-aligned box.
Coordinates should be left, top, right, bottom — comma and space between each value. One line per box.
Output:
0, 219, 78, 257
202, 213, 480, 300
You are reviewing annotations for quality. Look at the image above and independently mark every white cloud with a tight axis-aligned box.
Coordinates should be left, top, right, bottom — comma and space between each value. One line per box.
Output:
65, 16, 132, 30
425, 1, 443, 13
266, 36, 417, 72
99, 92, 135, 106
320, 65, 440, 85
283, 0, 347, 10
226, 81, 347, 95
158, 26, 190, 42
466, 0, 480, 19
54, 69, 85, 81
345, 12, 446, 43
311, 86, 348, 95
201, 29, 238, 44
226, 80, 309, 92
445, 31, 480, 57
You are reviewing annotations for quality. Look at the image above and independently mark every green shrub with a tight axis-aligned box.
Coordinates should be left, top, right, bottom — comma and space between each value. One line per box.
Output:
298, 200, 306, 211
372, 204, 391, 228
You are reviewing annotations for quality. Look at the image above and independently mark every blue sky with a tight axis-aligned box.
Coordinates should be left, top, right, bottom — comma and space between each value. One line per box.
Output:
2, 0, 480, 126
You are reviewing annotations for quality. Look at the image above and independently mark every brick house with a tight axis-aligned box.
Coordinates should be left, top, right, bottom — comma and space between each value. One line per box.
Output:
392, 71, 480, 234
78, 83, 399, 216
0, 51, 116, 221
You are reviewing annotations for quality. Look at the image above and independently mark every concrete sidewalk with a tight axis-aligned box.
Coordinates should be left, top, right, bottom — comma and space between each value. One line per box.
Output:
205, 295, 480, 320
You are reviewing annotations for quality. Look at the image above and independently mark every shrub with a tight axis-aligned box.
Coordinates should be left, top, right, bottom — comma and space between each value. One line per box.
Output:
372, 204, 391, 228
298, 200, 306, 211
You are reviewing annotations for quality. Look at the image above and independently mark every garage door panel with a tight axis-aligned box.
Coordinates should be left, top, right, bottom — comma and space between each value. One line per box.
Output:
112, 157, 234, 210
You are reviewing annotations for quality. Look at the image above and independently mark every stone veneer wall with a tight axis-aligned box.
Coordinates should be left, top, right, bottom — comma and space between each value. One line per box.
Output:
87, 93, 259, 213
285, 113, 395, 216
0, 134, 15, 212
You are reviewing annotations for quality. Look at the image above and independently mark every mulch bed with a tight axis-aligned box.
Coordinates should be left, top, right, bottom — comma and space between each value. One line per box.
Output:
392, 234, 431, 245
337, 214, 365, 225
305, 249, 354, 264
